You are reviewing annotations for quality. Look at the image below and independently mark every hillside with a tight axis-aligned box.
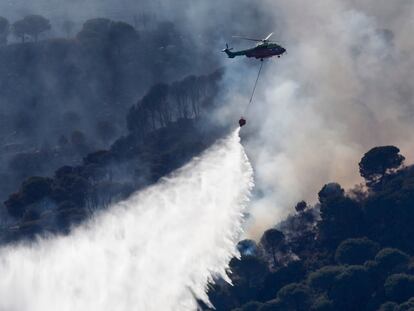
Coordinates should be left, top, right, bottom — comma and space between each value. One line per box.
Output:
0, 69, 226, 243
205, 147, 414, 311
0, 17, 219, 204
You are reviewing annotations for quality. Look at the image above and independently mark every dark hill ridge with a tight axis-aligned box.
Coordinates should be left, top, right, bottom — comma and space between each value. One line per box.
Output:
0, 17, 219, 206
0, 14, 226, 243
204, 146, 414, 311
1, 117, 229, 244
0, 18, 226, 242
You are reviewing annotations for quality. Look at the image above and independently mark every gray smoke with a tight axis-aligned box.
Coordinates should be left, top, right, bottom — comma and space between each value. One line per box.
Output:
226, 0, 414, 237
1, 0, 413, 237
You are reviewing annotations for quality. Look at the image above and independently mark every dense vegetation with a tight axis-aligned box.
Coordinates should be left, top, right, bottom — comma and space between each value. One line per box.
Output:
0, 14, 227, 243
1, 11, 413, 311
205, 146, 414, 311
0, 64, 224, 243
0, 14, 219, 204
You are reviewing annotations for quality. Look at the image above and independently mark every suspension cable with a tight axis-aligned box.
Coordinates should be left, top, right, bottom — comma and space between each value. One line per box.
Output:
244, 60, 264, 114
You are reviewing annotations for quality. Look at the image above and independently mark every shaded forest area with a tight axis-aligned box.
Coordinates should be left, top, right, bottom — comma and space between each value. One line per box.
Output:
2, 10, 413, 311
0, 14, 227, 242
0, 14, 219, 205
205, 146, 414, 311
0, 66, 224, 242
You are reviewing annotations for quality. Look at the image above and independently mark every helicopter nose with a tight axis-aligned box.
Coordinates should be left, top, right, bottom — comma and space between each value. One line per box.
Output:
281, 48, 286, 54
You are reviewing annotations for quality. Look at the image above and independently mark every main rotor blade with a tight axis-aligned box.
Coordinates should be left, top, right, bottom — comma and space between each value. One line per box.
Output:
263, 32, 273, 41
232, 35, 262, 42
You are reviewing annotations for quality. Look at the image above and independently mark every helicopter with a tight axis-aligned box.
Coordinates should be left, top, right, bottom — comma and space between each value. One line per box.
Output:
222, 33, 287, 127
222, 33, 286, 61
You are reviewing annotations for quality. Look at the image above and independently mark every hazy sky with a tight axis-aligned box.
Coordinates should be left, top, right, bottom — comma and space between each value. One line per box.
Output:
236, 0, 414, 236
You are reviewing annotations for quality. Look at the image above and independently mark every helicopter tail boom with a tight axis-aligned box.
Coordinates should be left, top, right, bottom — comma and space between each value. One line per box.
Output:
222, 44, 236, 58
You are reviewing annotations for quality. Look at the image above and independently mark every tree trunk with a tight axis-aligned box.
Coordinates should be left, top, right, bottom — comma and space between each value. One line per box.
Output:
271, 246, 277, 268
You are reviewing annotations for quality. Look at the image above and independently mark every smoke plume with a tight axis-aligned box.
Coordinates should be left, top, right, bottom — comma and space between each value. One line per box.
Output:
216, 0, 414, 236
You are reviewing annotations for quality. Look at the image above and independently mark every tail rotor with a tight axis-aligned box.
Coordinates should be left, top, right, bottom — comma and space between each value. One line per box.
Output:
222, 43, 235, 58
221, 43, 233, 52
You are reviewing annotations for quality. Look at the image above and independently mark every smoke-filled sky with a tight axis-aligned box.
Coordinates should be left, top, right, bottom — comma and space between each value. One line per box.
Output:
2, 0, 413, 236
212, 0, 414, 236
241, 0, 414, 235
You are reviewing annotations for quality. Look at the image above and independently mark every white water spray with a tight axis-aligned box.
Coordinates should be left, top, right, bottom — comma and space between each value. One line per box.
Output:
0, 129, 253, 311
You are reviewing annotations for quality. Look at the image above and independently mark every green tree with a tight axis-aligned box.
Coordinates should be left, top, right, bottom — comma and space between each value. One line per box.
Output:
108, 21, 138, 56
318, 183, 344, 204
359, 146, 405, 190
13, 15, 51, 42
295, 200, 308, 213
20, 176, 53, 202
182, 75, 202, 117
384, 274, 414, 303
276, 283, 312, 311
141, 83, 171, 128
51, 173, 90, 206
330, 266, 373, 310
307, 266, 345, 293
317, 183, 364, 248
170, 80, 190, 119
260, 228, 286, 268
258, 261, 306, 302
126, 103, 150, 135
375, 248, 410, 276
4, 176, 52, 218
83, 150, 112, 166
77, 18, 112, 44
4, 192, 25, 218
231, 256, 269, 289
363, 170, 414, 252
24, 15, 51, 41
335, 238, 379, 265
12, 19, 27, 42
230, 256, 269, 305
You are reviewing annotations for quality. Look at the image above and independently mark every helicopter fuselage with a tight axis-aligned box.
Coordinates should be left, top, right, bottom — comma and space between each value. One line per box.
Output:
224, 43, 286, 60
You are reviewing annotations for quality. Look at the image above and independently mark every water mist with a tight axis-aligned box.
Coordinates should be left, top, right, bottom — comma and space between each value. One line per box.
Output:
0, 129, 254, 311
